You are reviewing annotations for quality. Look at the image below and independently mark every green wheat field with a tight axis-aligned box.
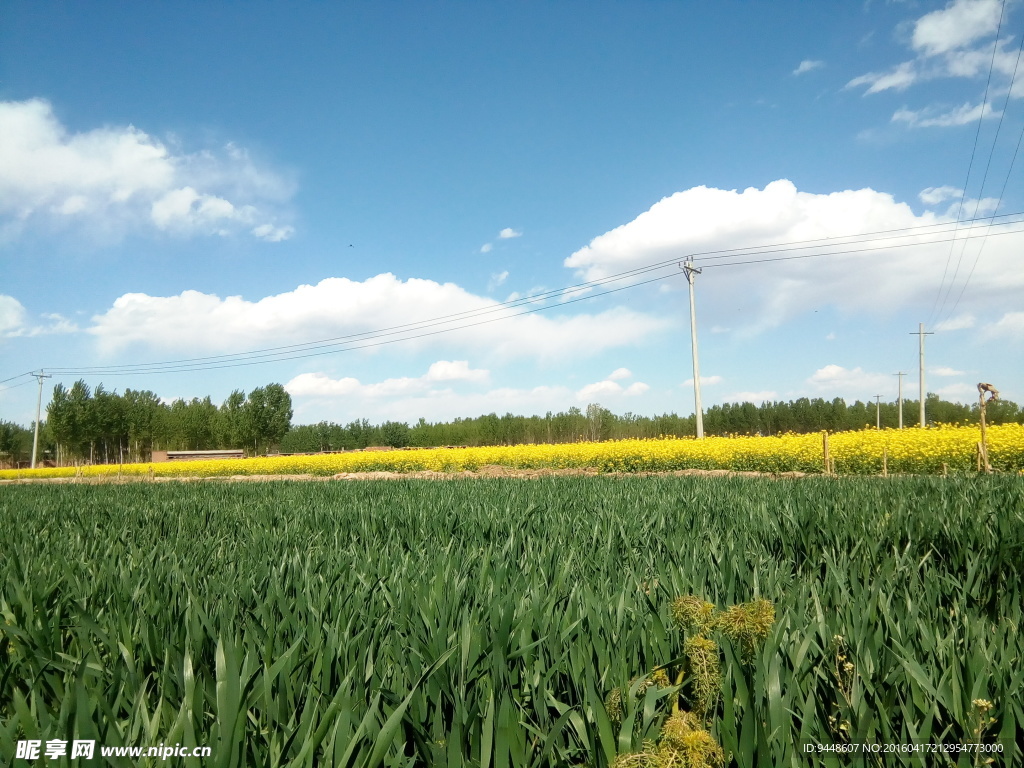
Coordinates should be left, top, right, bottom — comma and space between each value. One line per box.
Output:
1, 476, 1022, 767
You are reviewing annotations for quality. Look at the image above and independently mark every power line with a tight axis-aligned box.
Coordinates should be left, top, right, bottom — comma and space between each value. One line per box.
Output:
698, 223, 1024, 269
0, 378, 36, 392
0, 371, 34, 386
690, 211, 1023, 262
45, 211, 1024, 376
50, 270, 691, 376
940, 23, 1024, 325
929, 0, 1008, 324
45, 223, 1024, 379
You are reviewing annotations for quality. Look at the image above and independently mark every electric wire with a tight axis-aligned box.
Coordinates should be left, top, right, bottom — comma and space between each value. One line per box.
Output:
51, 271, 691, 376
929, 0, 1007, 324
44, 211, 1024, 376
0, 371, 35, 386
47, 223, 1024, 378
940, 24, 1024, 325
0, 378, 36, 392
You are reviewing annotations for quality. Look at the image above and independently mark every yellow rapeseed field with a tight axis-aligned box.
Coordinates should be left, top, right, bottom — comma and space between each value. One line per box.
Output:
3, 424, 1023, 480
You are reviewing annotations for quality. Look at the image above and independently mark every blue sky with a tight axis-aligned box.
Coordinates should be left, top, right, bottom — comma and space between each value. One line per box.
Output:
2, 0, 1022, 427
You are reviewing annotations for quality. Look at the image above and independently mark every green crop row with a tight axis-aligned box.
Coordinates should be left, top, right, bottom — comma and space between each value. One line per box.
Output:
1, 477, 1022, 767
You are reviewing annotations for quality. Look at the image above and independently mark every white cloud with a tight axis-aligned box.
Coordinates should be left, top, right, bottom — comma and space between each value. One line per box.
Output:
0, 98, 293, 241
847, 0, 1019, 126
893, 101, 997, 128
252, 223, 295, 242
808, 364, 894, 397
682, 375, 722, 386
847, 61, 919, 93
0, 295, 28, 337
563, 180, 1024, 334
576, 380, 623, 401
576, 378, 649, 401
793, 59, 824, 75
919, 185, 963, 205
286, 360, 489, 400
912, 0, 1002, 57
87, 273, 668, 361
480, 243, 493, 253
608, 367, 632, 381
0, 295, 78, 338
931, 365, 965, 376
423, 360, 490, 383
935, 312, 976, 330
498, 227, 522, 239
983, 310, 1024, 339
825, 332, 836, 340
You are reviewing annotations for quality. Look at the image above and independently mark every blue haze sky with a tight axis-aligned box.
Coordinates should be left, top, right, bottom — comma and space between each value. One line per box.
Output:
2, 0, 1022, 427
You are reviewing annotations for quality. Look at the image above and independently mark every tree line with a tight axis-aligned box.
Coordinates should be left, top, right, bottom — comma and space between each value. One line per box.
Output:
2, 388, 1020, 467
279, 395, 1024, 452
1, 381, 293, 466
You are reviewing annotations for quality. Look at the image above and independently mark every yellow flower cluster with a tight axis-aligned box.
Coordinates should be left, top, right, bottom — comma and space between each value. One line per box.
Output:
3, 424, 1022, 480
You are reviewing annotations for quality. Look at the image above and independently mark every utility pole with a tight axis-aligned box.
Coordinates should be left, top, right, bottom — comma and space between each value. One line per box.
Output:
893, 372, 906, 429
31, 370, 52, 469
682, 261, 704, 438
910, 323, 934, 428
874, 395, 882, 430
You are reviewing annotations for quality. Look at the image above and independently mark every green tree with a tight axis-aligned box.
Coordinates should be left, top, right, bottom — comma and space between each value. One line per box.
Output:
379, 421, 410, 448
243, 384, 293, 454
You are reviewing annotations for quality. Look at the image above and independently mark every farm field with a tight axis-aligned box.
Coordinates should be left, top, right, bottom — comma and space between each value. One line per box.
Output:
1, 476, 1021, 767
2, 424, 1024, 481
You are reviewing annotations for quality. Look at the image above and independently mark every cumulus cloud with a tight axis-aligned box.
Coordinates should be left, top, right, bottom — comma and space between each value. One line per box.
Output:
87, 273, 668, 360
931, 365, 966, 376
286, 360, 490, 400
423, 360, 490, 383
0, 98, 294, 241
562, 180, 1023, 334
576, 378, 649, 401
793, 59, 824, 75
480, 243, 493, 253
498, 227, 522, 239
807, 364, 894, 397
0, 296, 28, 337
608, 367, 632, 381
0, 295, 78, 338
